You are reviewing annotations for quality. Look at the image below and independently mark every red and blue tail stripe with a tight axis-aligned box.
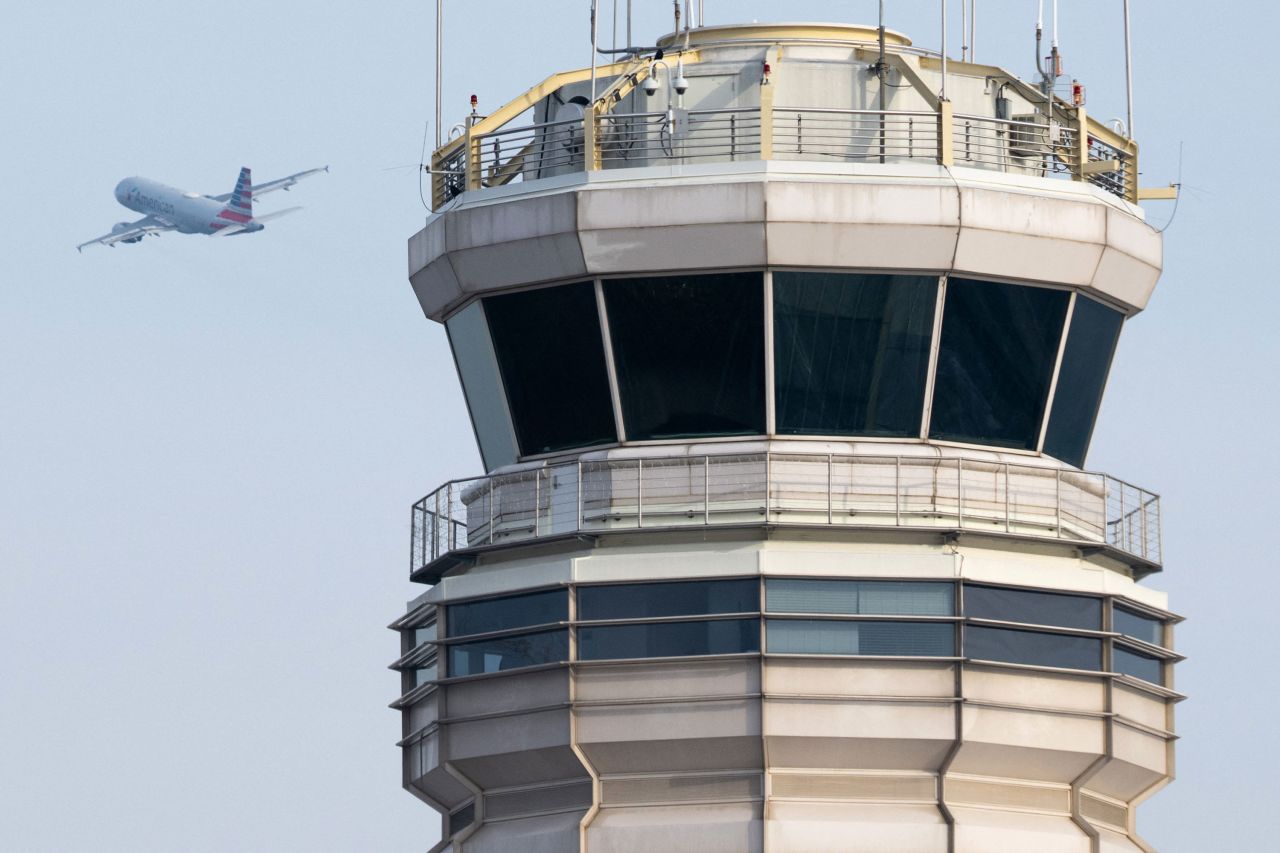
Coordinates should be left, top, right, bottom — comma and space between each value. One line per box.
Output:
220, 166, 253, 222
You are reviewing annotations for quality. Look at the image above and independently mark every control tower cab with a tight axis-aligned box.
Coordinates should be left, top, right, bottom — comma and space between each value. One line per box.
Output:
393, 18, 1178, 853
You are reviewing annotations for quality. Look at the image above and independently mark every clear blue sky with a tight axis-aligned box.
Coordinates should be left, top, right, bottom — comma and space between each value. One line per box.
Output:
1, 2, 1274, 850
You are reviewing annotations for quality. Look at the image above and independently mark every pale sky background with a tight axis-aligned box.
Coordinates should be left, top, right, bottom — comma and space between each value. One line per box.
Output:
1, 2, 1275, 850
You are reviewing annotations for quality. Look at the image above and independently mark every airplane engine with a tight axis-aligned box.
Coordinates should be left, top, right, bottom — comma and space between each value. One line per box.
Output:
112, 222, 144, 243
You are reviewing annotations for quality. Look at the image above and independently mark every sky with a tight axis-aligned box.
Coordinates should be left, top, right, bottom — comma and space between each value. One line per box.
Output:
1, 1, 1276, 850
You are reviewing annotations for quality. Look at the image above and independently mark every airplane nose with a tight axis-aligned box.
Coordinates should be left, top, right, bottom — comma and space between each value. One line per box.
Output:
114, 180, 131, 203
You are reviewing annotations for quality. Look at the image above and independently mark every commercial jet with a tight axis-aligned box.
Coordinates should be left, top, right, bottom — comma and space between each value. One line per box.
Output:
77, 165, 327, 251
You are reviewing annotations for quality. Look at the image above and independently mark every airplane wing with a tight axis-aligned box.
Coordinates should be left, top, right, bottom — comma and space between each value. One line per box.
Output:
76, 215, 177, 252
210, 165, 328, 202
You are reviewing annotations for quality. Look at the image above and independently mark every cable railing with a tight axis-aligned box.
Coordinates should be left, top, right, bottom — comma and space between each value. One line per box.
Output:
952, 113, 1077, 176
410, 452, 1161, 577
437, 104, 1130, 208
773, 108, 939, 164
599, 108, 763, 166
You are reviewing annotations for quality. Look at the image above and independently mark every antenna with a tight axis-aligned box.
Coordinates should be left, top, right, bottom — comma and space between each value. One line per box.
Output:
434, 0, 443, 148
1123, 0, 1134, 136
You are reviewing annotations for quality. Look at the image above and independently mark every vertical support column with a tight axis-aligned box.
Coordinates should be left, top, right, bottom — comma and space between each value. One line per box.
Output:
465, 124, 482, 191
1071, 106, 1089, 182
759, 46, 779, 161
938, 99, 955, 167
584, 109, 603, 172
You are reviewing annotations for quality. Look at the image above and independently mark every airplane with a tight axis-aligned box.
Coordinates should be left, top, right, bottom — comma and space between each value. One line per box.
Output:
77, 165, 327, 252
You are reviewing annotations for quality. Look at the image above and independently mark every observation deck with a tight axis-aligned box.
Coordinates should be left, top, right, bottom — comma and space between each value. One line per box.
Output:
411, 450, 1161, 584
427, 23, 1139, 212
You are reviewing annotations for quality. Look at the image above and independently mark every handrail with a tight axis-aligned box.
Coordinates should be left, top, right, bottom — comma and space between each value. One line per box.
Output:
410, 452, 1162, 579
429, 51, 1140, 209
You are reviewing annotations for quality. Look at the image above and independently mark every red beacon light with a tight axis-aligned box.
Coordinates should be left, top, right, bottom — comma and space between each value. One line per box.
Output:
762, 62, 772, 85
1072, 80, 1086, 107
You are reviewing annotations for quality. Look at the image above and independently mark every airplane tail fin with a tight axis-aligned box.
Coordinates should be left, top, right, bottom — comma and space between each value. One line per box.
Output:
224, 166, 253, 219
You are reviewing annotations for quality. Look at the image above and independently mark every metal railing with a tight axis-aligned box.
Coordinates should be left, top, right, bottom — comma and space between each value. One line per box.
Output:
411, 452, 1161, 576
774, 108, 939, 164
952, 113, 1077, 176
599, 108, 762, 166
433, 79, 1138, 208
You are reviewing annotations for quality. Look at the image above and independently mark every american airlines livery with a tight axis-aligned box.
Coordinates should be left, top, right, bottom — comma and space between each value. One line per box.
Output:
77, 165, 327, 252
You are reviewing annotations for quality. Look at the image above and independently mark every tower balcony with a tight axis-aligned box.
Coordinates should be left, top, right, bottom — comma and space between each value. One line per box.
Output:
428, 22, 1140, 214
410, 448, 1160, 583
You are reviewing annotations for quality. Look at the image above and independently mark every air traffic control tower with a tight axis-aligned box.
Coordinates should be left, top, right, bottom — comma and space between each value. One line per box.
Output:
392, 16, 1180, 853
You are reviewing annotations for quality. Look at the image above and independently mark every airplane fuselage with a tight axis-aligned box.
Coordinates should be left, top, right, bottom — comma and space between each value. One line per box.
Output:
114, 177, 262, 235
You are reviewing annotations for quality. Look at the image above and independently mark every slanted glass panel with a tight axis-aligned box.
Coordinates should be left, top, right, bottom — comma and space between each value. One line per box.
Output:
603, 273, 765, 440
766, 579, 954, 616
446, 302, 519, 470
930, 279, 1070, 449
773, 272, 937, 437
767, 619, 954, 656
413, 623, 438, 648
965, 625, 1102, 671
413, 658, 439, 688
964, 584, 1102, 631
578, 579, 759, 621
1113, 645, 1164, 684
1044, 296, 1125, 467
578, 618, 760, 660
1114, 606, 1165, 647
448, 802, 476, 837
446, 589, 568, 637
448, 629, 568, 676
484, 283, 617, 455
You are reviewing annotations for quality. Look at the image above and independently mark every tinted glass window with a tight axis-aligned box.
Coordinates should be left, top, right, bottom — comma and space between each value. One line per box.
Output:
1114, 645, 1164, 684
930, 279, 1069, 449
604, 273, 765, 440
966, 625, 1101, 670
448, 629, 568, 676
964, 584, 1101, 631
578, 619, 759, 660
413, 624, 437, 647
413, 659, 439, 687
447, 589, 568, 637
1114, 607, 1164, 646
766, 579, 953, 616
767, 619, 954, 656
446, 302, 519, 469
578, 579, 759, 621
773, 273, 937, 437
448, 802, 476, 836
1043, 296, 1125, 467
485, 283, 617, 455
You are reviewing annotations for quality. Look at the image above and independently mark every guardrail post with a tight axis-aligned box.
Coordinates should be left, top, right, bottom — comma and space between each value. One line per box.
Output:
584, 110, 602, 172
759, 47, 778, 161
827, 454, 833, 525
1140, 497, 1149, 560
488, 478, 496, 545
534, 469, 542, 537
576, 460, 584, 533
465, 123, 482, 191
1071, 106, 1088, 183
895, 456, 902, 526
446, 483, 454, 550
1003, 463, 1011, 533
938, 99, 954, 166
1055, 469, 1063, 538
1117, 481, 1125, 549
956, 457, 964, 529
433, 488, 442, 560
764, 452, 772, 519
704, 456, 711, 525
636, 459, 643, 528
